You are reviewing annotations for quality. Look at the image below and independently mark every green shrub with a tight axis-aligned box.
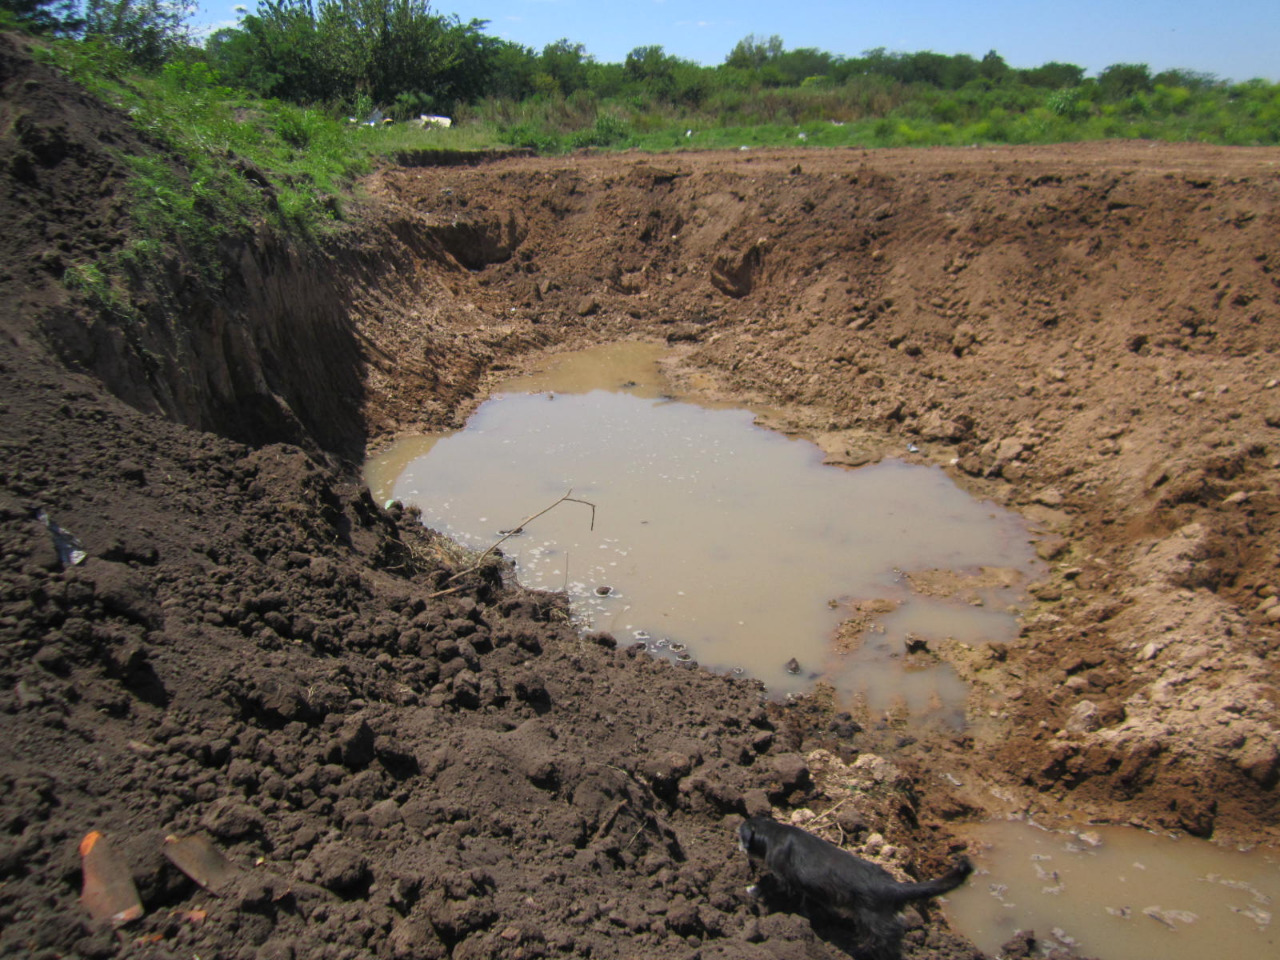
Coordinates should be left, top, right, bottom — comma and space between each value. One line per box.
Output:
569, 112, 631, 148
275, 105, 317, 148
1046, 86, 1088, 119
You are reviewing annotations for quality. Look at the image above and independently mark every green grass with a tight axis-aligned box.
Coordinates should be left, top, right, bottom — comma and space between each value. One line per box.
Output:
459, 70, 1279, 154
37, 40, 506, 301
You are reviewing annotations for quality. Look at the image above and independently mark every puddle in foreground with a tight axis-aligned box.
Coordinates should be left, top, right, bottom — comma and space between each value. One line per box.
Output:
366, 343, 1041, 711
945, 821, 1279, 960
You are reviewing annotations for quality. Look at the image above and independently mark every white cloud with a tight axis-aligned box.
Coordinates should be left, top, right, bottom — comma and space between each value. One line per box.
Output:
192, 18, 239, 39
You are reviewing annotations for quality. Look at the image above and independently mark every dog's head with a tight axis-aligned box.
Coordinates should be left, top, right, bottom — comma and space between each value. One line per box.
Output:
737, 817, 769, 858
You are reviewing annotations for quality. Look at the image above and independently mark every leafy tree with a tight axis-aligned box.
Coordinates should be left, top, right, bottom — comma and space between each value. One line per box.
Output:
80, 0, 195, 69
203, 24, 262, 86
1152, 68, 1220, 91
1019, 61, 1085, 88
725, 33, 784, 70
1097, 62, 1152, 100
772, 47, 834, 85
538, 38, 591, 97
845, 48, 981, 89
228, 0, 327, 101
218, 0, 466, 106
979, 50, 1009, 84
316, 0, 455, 104
0, 0, 82, 32
624, 44, 705, 105
484, 39, 538, 100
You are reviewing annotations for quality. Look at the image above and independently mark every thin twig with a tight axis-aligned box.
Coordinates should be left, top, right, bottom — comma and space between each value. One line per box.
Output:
592, 800, 627, 843
806, 797, 849, 827
429, 489, 596, 597
625, 815, 655, 850
805, 798, 852, 844
425, 584, 469, 599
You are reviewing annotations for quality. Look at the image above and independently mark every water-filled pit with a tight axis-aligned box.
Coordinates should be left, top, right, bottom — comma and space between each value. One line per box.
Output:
944, 820, 1279, 960
366, 341, 1280, 955
366, 341, 1041, 709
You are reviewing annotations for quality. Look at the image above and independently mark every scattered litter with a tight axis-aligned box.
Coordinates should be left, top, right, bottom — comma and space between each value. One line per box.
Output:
1106, 905, 1132, 919
38, 508, 85, 566
785, 657, 801, 674
941, 772, 963, 786
163, 834, 241, 895
79, 831, 143, 927
906, 443, 920, 454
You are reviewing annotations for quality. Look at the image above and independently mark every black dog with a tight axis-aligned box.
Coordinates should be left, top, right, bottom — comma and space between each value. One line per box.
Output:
738, 817, 973, 958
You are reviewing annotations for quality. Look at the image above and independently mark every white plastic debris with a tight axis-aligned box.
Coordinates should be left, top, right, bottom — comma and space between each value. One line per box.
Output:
38, 509, 85, 566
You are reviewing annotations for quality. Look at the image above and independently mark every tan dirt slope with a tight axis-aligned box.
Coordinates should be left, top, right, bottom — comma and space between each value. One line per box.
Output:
360, 144, 1280, 841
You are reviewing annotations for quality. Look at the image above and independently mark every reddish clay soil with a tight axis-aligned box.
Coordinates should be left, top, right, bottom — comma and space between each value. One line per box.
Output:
2, 29, 1278, 960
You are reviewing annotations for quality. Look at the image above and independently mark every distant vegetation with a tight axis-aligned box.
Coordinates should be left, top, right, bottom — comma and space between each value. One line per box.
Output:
4, 0, 1278, 290
4, 0, 1277, 157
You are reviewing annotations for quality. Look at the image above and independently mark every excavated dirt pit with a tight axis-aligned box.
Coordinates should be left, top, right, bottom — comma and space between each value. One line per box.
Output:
367, 341, 1041, 704
2, 31, 1279, 958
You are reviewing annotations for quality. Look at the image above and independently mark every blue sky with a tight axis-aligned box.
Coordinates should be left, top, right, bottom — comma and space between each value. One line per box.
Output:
194, 1, 1278, 82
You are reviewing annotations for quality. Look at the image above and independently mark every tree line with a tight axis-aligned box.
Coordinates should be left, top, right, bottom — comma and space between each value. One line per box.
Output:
3, 0, 1276, 147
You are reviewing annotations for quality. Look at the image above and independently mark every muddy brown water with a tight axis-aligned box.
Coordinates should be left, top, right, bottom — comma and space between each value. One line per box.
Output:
944, 820, 1280, 960
366, 342, 1041, 709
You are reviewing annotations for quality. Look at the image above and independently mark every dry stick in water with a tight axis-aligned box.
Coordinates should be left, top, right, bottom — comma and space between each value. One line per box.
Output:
428, 489, 597, 598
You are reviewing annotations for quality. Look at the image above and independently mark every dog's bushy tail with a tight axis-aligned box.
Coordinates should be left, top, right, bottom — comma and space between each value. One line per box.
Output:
884, 857, 973, 907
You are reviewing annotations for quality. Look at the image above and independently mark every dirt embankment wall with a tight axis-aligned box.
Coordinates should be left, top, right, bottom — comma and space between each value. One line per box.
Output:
2, 32, 373, 460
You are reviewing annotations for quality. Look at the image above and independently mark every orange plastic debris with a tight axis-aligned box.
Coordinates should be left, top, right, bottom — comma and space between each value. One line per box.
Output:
79, 831, 144, 927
